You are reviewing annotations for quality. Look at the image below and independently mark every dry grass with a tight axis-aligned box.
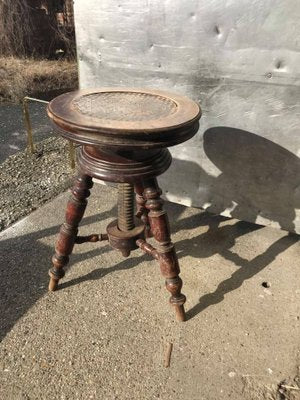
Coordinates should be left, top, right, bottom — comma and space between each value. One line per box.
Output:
0, 57, 78, 103
0, 1, 76, 59
0, 1, 35, 58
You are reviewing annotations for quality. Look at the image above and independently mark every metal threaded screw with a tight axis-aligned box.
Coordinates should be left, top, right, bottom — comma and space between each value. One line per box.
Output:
117, 183, 135, 231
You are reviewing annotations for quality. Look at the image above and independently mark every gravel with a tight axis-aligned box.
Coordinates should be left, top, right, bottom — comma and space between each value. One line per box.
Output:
0, 136, 74, 231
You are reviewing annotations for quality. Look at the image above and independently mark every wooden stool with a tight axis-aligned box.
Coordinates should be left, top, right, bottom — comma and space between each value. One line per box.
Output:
47, 88, 201, 321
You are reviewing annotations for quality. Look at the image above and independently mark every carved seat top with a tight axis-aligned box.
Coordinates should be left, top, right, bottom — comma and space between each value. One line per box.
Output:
47, 88, 201, 149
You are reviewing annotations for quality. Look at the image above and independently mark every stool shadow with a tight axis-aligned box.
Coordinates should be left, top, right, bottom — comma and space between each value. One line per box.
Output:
185, 232, 298, 320
57, 208, 299, 324
203, 127, 300, 233
163, 127, 300, 234
1, 200, 298, 340
0, 207, 116, 342
176, 219, 263, 260
59, 253, 149, 290
166, 206, 299, 320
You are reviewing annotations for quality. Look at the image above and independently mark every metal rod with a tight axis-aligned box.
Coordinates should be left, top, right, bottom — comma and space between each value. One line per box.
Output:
68, 140, 76, 169
117, 183, 135, 231
23, 96, 49, 105
22, 98, 35, 154
22, 96, 76, 169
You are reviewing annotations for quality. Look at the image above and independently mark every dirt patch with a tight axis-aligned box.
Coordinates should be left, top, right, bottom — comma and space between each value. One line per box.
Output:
0, 57, 78, 103
0, 136, 74, 231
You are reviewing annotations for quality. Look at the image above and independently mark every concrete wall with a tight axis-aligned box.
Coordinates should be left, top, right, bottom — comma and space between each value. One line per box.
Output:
73, 0, 300, 233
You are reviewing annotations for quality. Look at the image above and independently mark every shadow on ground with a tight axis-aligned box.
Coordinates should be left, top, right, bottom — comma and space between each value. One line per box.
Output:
0, 198, 297, 341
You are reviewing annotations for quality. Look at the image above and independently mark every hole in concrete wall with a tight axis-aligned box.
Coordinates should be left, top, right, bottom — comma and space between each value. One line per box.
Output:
275, 60, 284, 69
214, 25, 221, 35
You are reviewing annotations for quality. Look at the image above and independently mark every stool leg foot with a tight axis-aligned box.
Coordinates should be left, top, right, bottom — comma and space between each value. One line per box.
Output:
144, 178, 186, 322
166, 277, 186, 322
174, 304, 186, 322
48, 173, 93, 290
48, 276, 58, 291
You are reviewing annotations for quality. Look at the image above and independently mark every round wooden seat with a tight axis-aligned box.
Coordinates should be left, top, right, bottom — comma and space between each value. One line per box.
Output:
47, 87, 201, 149
47, 87, 202, 322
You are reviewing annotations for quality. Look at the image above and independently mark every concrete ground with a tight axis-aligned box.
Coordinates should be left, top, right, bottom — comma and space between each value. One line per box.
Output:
0, 184, 299, 400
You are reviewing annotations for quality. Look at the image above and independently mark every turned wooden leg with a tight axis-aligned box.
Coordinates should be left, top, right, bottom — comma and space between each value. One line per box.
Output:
143, 178, 186, 321
135, 182, 152, 237
48, 173, 93, 291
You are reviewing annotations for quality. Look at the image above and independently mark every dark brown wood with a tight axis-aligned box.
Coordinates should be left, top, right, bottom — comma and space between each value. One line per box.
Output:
48, 173, 93, 291
75, 233, 108, 244
106, 220, 145, 257
47, 88, 201, 150
143, 178, 186, 322
135, 182, 152, 238
78, 146, 172, 183
136, 239, 159, 260
47, 87, 201, 321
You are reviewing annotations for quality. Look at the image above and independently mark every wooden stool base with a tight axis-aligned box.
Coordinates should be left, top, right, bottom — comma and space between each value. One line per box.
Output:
46, 87, 201, 322
174, 305, 186, 322
49, 172, 187, 322
48, 276, 59, 291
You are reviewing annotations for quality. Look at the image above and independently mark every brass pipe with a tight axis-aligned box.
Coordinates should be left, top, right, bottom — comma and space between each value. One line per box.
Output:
23, 96, 49, 105
22, 98, 35, 154
22, 96, 76, 169
68, 140, 76, 169
117, 183, 135, 231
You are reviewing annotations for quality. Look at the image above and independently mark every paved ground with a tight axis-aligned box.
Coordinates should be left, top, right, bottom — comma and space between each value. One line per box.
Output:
0, 184, 300, 400
0, 103, 51, 163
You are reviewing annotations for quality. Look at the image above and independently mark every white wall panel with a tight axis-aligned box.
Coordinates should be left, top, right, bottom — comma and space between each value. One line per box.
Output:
74, 0, 300, 233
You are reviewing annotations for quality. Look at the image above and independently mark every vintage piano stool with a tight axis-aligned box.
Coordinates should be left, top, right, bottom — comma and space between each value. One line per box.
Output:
47, 88, 201, 322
